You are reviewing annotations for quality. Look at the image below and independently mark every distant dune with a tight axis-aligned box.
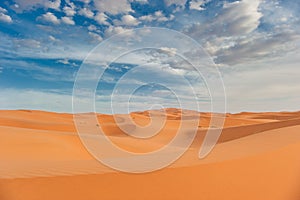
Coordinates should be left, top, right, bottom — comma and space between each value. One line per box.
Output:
0, 109, 300, 200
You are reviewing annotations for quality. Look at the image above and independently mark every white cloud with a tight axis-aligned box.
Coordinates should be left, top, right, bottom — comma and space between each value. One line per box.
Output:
114, 14, 139, 26
164, 0, 187, 7
157, 47, 177, 56
0, 13, 13, 23
88, 32, 103, 42
48, 35, 57, 41
11, 0, 42, 12
0, 7, 8, 13
44, 0, 61, 11
184, 0, 266, 66
57, 58, 78, 66
61, 16, 75, 25
104, 26, 133, 37
189, 0, 210, 11
94, 12, 110, 25
134, 0, 148, 3
88, 24, 97, 31
214, 31, 300, 65
187, 0, 263, 38
139, 15, 152, 22
121, 14, 139, 26
63, 6, 76, 16
139, 11, 173, 22
218, 0, 262, 36
0, 7, 12, 23
201, 30, 300, 66
13, 38, 41, 49
57, 58, 70, 65
94, 0, 133, 15
37, 12, 60, 25
12, 0, 61, 12
75, 0, 91, 4
78, 7, 94, 18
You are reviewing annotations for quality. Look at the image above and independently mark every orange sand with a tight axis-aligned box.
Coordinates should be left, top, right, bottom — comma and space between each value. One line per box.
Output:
0, 109, 300, 200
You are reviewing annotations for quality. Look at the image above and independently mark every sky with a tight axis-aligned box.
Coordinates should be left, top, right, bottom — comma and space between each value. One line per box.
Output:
0, 0, 299, 113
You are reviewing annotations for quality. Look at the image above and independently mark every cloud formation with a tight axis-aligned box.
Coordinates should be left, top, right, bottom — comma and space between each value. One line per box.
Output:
37, 12, 60, 24
94, 0, 133, 15
0, 7, 12, 23
78, 7, 94, 18
189, 0, 210, 11
12, 0, 61, 12
61, 16, 75, 25
114, 15, 140, 26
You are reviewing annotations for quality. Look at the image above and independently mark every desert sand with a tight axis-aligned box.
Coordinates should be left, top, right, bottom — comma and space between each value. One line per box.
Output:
0, 109, 300, 200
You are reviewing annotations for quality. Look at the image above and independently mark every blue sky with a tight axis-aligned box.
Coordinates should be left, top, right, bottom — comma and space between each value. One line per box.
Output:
0, 0, 299, 113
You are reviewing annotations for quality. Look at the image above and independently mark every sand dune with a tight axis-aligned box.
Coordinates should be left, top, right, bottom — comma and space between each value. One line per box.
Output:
0, 109, 300, 200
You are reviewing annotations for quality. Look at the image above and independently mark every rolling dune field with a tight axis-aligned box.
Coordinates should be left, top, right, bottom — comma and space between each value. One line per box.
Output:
0, 109, 300, 200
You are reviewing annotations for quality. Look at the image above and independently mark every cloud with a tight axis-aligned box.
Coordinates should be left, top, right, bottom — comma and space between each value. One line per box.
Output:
63, 6, 76, 16
104, 26, 133, 37
114, 14, 139, 26
157, 47, 177, 56
183, 0, 291, 66
190, 0, 300, 66
61, 16, 75, 25
94, 0, 133, 15
219, 0, 262, 35
164, 0, 187, 7
78, 7, 94, 18
57, 58, 78, 66
12, 0, 61, 12
75, 0, 91, 4
11, 0, 42, 12
94, 12, 110, 25
0, 7, 12, 23
37, 12, 60, 25
202, 29, 300, 66
139, 11, 174, 22
57, 58, 70, 65
48, 35, 57, 41
88, 24, 97, 31
0, 13, 13, 23
187, 0, 263, 38
189, 0, 210, 11
44, 0, 61, 11
134, 0, 148, 4
214, 31, 300, 65
13, 38, 41, 49
0, 7, 8, 13
88, 32, 103, 42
